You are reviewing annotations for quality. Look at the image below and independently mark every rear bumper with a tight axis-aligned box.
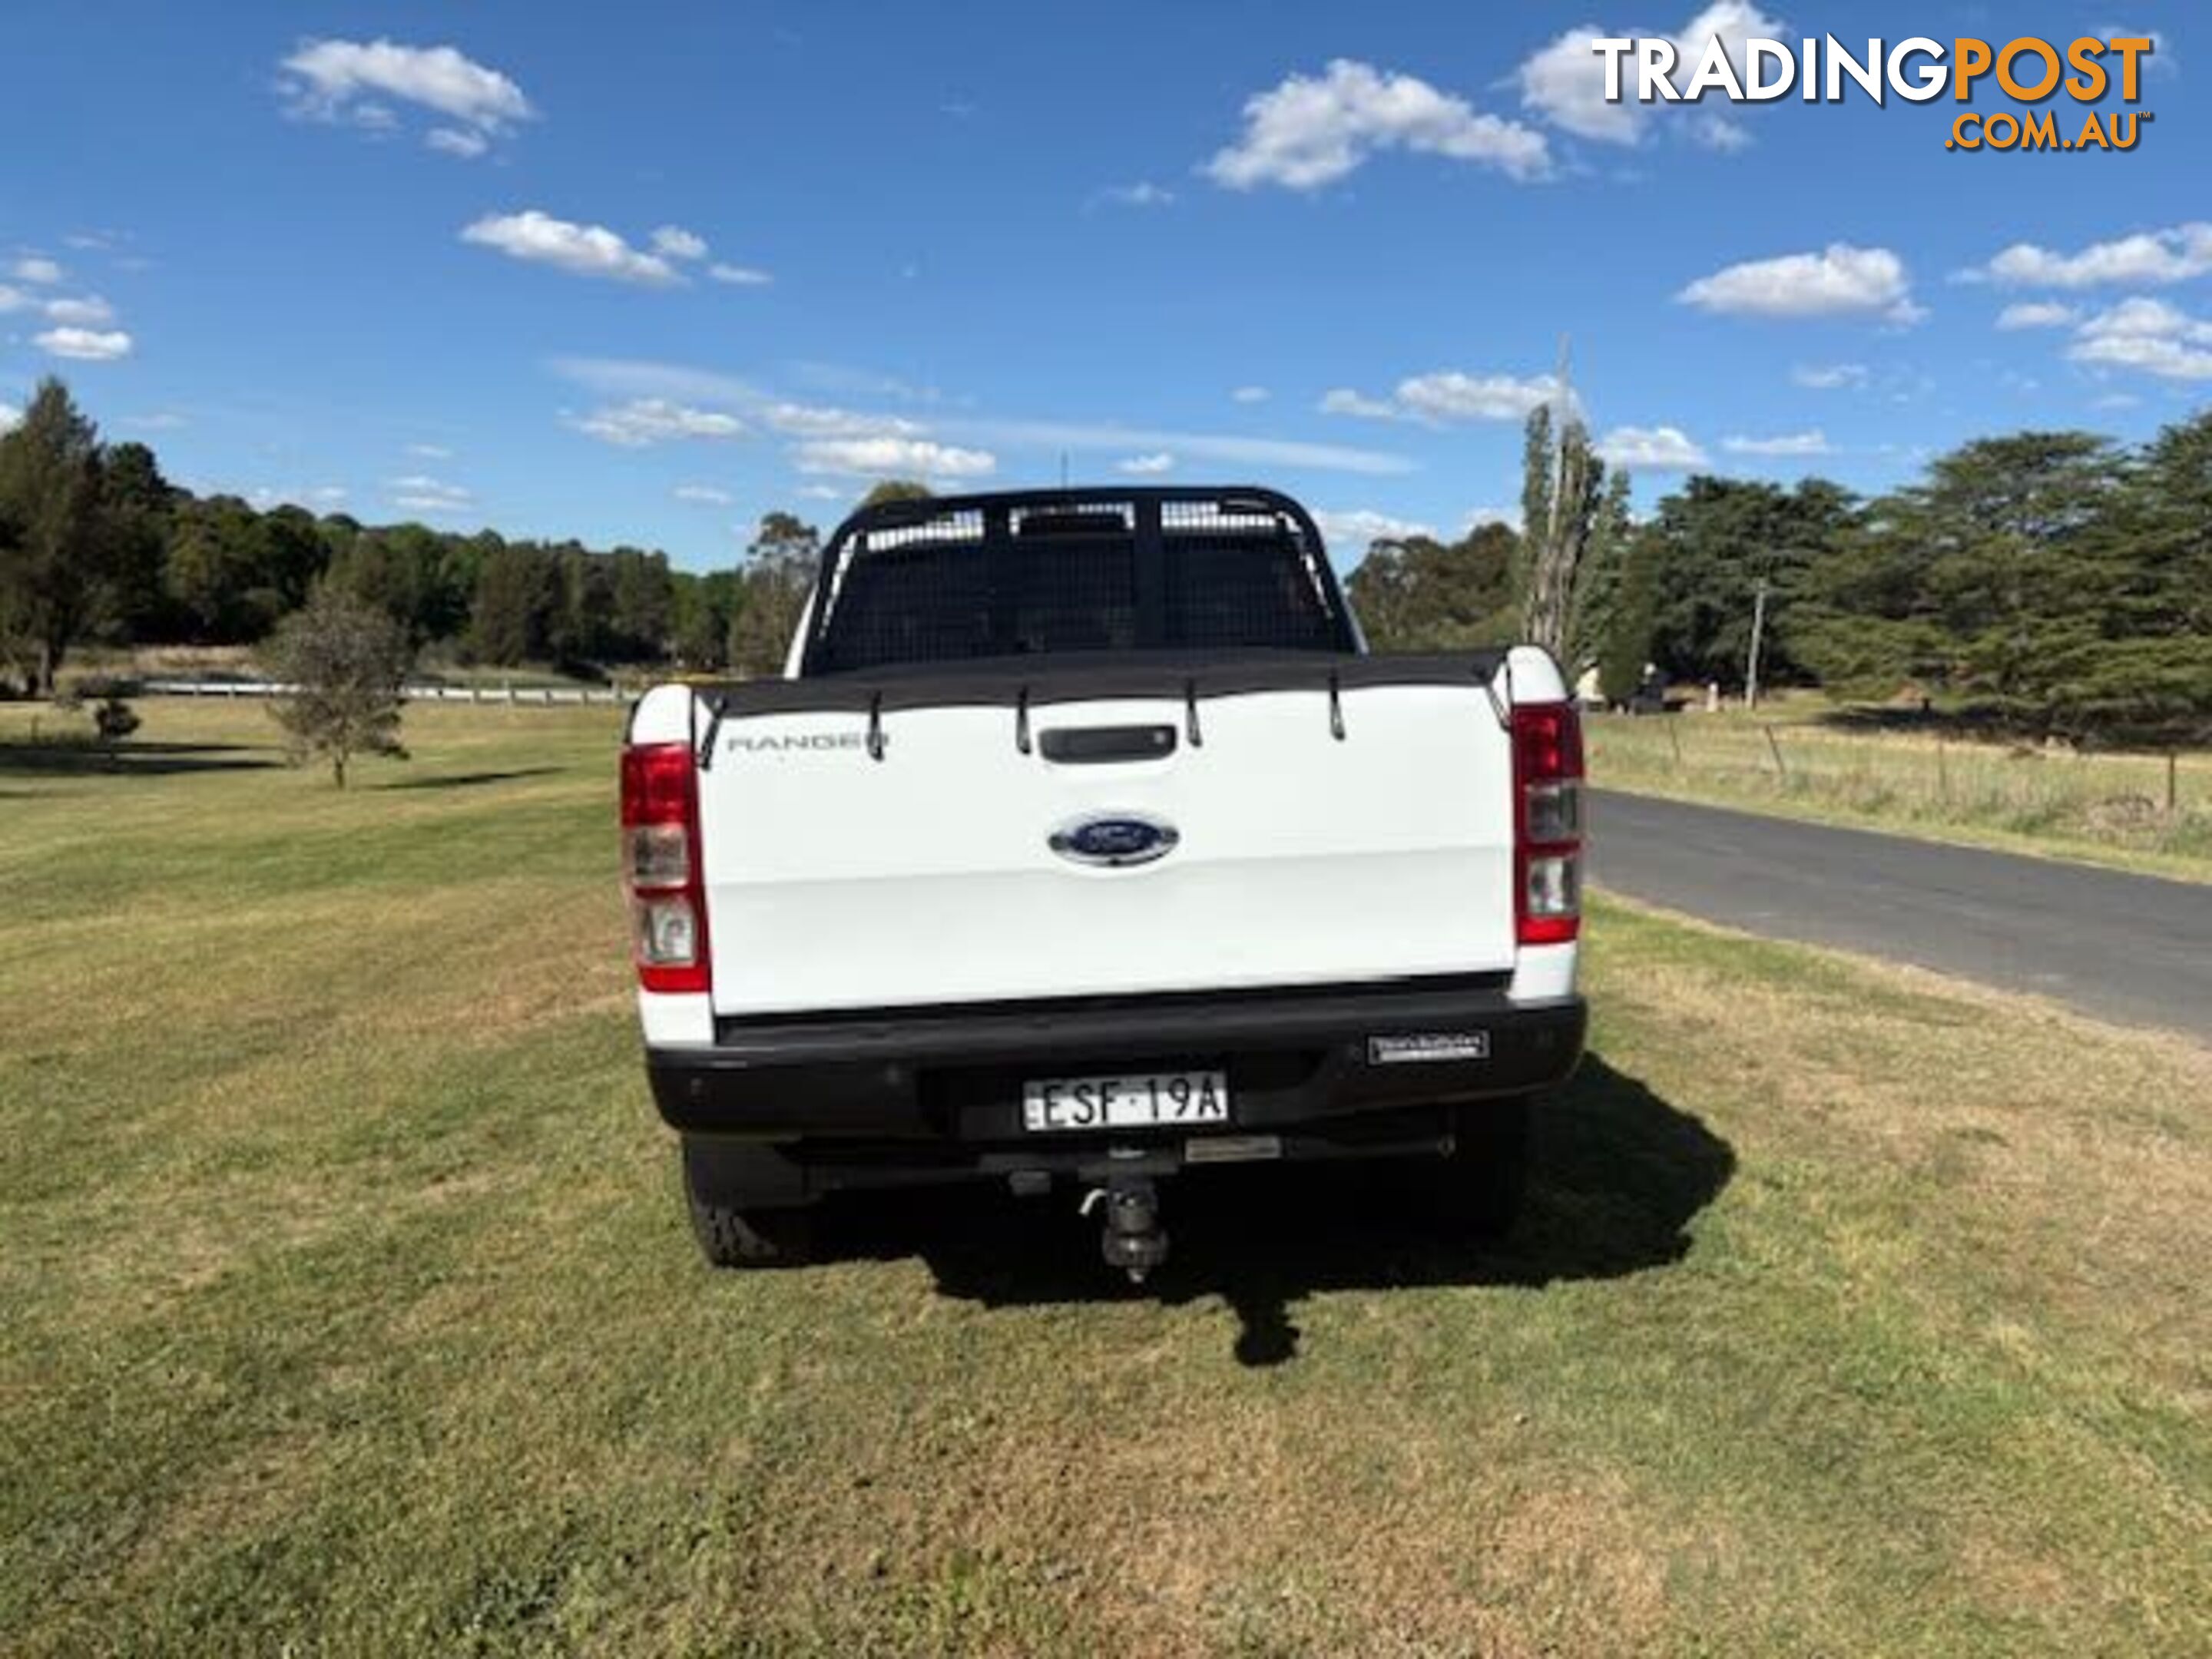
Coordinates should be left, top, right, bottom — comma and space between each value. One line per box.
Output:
646, 979, 1585, 1144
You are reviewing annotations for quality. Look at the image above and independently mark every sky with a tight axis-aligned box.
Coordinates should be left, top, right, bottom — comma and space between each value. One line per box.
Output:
1, 1, 2203, 571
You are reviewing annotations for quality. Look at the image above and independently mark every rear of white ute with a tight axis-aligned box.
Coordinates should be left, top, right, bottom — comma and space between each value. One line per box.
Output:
623, 487, 1585, 1277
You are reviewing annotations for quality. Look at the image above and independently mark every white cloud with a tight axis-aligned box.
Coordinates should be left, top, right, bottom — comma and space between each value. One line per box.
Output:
1206, 58, 1550, 190
568, 398, 747, 446
386, 475, 472, 514
1720, 429, 1832, 457
1689, 113, 1753, 152
707, 263, 773, 286
1679, 244, 1921, 323
793, 436, 997, 479
280, 38, 531, 150
425, 127, 490, 159
948, 416, 1413, 477
1313, 508, 1439, 549
12, 257, 64, 285
551, 357, 756, 403
1962, 222, 2212, 289
548, 356, 1412, 478
2090, 391, 2141, 410
1792, 362, 1869, 389
1996, 301, 2078, 330
406, 442, 454, 459
0, 402, 19, 434
759, 402, 918, 439
651, 225, 708, 261
1518, 3, 1783, 146
1101, 182, 1176, 207
462, 211, 680, 286
1320, 387, 1399, 419
1464, 505, 1521, 531
2065, 296, 2212, 380
1116, 452, 1176, 475
1230, 386, 1270, 404
36, 326, 133, 361
125, 411, 188, 431
1322, 370, 1563, 424
1596, 425, 1708, 469
0, 284, 31, 313
796, 483, 848, 502
1396, 370, 1564, 422
674, 484, 734, 505
43, 295, 115, 326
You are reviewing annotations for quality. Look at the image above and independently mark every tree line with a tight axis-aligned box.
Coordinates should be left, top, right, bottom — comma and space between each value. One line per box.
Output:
0, 378, 868, 697
7, 374, 2209, 741
1346, 404, 2212, 743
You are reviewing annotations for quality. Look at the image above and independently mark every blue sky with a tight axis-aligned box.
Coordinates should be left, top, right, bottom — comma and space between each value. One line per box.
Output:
1, 2, 2202, 570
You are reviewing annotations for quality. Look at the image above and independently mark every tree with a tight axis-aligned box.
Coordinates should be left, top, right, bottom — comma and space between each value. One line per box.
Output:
97, 441, 174, 643
670, 569, 738, 671
727, 512, 821, 677
469, 542, 555, 666
609, 548, 674, 661
1517, 403, 1604, 656
1596, 528, 1660, 707
1793, 435, 2119, 730
2076, 412, 2212, 739
1644, 476, 1859, 688
1344, 524, 1518, 651
859, 479, 932, 509
0, 378, 105, 694
1565, 471, 1634, 672
261, 584, 412, 787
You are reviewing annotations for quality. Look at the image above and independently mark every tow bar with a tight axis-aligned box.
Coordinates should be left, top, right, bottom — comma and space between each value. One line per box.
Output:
1083, 1174, 1168, 1283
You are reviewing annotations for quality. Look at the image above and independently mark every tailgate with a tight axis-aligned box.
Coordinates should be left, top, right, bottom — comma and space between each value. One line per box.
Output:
694, 669, 1518, 1016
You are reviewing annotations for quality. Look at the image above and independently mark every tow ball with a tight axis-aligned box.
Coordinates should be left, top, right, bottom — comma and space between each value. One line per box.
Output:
1082, 1176, 1168, 1283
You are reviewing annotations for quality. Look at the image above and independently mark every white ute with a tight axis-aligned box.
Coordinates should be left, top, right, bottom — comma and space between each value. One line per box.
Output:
622, 487, 1586, 1278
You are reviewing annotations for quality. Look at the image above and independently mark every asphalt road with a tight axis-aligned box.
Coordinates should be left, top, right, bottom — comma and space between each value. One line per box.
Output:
1588, 790, 2212, 1042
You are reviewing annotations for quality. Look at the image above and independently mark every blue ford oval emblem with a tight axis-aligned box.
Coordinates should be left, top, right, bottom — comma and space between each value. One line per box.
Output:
1049, 813, 1179, 869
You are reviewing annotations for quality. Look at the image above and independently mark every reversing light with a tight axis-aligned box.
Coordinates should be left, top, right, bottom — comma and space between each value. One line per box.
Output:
620, 742, 710, 994
1512, 701, 1586, 946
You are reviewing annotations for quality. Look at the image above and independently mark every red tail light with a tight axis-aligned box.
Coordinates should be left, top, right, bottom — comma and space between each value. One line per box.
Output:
621, 742, 710, 994
1512, 701, 1584, 945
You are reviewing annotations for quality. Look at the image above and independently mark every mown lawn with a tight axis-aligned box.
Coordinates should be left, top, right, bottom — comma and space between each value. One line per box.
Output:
3, 700, 2208, 1656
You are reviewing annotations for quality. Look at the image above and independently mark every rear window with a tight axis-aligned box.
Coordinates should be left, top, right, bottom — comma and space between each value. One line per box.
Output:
805, 495, 1350, 673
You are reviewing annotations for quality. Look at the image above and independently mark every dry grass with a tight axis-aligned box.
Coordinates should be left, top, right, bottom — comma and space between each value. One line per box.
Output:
3, 698, 2208, 1655
1589, 704, 2212, 882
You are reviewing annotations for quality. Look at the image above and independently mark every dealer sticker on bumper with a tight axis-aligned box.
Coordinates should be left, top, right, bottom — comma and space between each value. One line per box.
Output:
1368, 1031, 1491, 1065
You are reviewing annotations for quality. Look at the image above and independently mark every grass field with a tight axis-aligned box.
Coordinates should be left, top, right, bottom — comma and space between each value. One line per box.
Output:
5, 699, 2210, 1656
1588, 704, 2212, 883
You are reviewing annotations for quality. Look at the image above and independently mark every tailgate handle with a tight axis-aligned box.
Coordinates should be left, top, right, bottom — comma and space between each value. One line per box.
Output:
1038, 724, 1177, 764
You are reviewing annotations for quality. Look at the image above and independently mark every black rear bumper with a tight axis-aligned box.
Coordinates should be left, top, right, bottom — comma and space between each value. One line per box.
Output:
647, 979, 1585, 1147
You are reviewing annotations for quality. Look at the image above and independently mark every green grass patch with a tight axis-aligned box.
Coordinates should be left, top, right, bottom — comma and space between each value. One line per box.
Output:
3, 700, 2208, 1654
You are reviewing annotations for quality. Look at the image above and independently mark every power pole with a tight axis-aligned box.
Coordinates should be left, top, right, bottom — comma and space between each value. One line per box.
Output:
1746, 578, 1770, 711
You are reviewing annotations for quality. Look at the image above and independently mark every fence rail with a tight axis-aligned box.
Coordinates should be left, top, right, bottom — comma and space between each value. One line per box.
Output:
135, 678, 631, 707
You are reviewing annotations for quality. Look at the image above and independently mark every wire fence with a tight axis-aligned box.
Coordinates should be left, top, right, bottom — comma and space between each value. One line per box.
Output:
1587, 710, 2208, 855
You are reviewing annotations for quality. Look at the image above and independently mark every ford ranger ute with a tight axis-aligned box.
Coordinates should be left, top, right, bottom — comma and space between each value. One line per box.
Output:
622, 486, 1586, 1280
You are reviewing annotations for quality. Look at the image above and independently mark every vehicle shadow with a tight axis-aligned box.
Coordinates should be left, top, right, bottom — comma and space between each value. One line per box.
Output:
823, 1055, 1734, 1367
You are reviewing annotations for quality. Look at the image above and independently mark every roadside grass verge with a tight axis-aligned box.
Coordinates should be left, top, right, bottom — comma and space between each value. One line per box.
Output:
3, 700, 2207, 1655
1588, 707, 2212, 882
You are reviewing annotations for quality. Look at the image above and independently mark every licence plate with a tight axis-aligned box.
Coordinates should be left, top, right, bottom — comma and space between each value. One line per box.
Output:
1022, 1071, 1230, 1133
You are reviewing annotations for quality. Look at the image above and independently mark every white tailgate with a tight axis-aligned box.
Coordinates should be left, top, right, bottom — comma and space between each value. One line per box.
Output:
696, 683, 1516, 1015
